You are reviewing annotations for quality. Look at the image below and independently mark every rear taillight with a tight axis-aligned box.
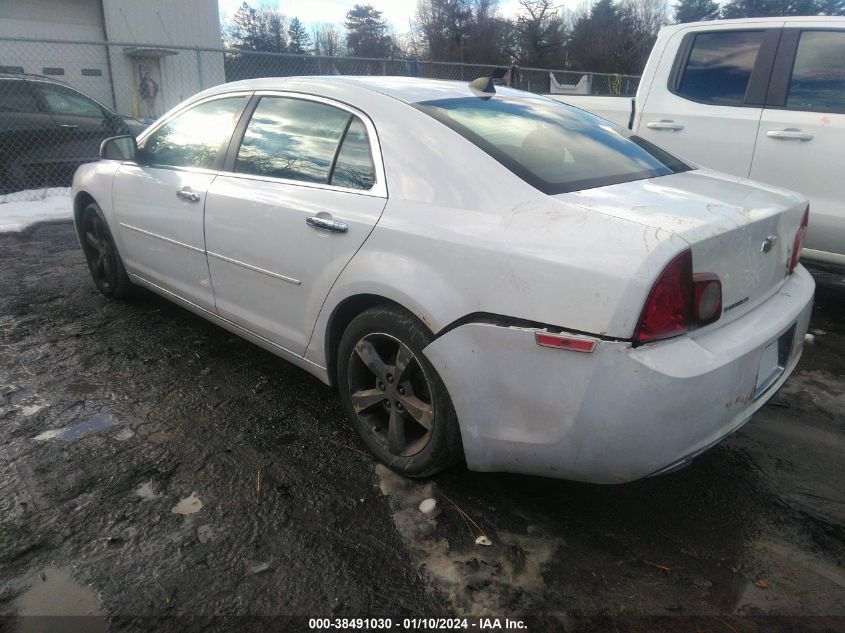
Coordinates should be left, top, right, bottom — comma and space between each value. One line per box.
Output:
692, 273, 722, 327
789, 205, 809, 274
635, 250, 693, 344
634, 249, 722, 345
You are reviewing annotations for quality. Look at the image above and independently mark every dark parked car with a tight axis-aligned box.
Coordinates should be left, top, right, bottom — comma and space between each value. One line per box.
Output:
0, 73, 150, 193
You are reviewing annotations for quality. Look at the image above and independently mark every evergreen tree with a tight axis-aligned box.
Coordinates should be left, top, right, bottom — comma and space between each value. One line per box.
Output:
675, 0, 720, 22
345, 4, 395, 57
570, 0, 628, 73
288, 17, 310, 54
227, 2, 268, 51
819, 0, 845, 14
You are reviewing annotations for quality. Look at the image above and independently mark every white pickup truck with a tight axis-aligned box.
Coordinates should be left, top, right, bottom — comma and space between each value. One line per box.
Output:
550, 16, 845, 267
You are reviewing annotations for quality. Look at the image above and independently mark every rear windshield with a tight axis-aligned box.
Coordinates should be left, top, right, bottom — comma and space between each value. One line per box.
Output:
414, 96, 690, 194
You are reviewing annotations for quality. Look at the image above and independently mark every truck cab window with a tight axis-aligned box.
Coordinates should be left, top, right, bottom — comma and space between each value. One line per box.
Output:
677, 31, 766, 106
787, 31, 845, 114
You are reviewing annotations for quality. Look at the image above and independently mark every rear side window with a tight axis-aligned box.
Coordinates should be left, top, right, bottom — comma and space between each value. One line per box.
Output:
415, 96, 689, 195
0, 80, 38, 113
331, 118, 375, 190
677, 31, 766, 105
235, 97, 350, 184
143, 97, 246, 169
787, 31, 845, 113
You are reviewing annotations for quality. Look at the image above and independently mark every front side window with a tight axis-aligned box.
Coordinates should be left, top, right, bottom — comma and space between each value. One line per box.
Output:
235, 97, 352, 185
787, 31, 845, 113
677, 31, 766, 105
36, 83, 104, 118
415, 96, 689, 195
143, 97, 245, 169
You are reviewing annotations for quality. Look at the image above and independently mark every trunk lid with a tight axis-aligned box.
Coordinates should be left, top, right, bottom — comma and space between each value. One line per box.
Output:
555, 169, 809, 328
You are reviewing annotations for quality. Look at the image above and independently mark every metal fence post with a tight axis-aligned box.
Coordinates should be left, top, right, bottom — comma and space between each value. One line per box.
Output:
196, 47, 204, 90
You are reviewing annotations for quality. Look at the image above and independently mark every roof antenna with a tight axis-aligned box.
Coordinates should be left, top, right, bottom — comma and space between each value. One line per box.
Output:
469, 76, 496, 99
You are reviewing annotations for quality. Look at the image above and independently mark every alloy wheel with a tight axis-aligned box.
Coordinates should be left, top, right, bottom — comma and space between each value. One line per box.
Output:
347, 332, 435, 457
82, 213, 117, 293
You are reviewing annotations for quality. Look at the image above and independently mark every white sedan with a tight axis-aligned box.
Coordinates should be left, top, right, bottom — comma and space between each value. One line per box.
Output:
72, 76, 814, 483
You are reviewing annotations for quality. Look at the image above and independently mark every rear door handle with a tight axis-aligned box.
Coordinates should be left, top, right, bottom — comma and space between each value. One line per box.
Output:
306, 216, 348, 233
176, 187, 201, 203
766, 128, 813, 141
59, 124, 78, 130
646, 120, 684, 131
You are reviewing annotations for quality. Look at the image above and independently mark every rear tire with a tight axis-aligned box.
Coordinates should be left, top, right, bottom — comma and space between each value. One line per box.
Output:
337, 305, 463, 478
80, 203, 133, 298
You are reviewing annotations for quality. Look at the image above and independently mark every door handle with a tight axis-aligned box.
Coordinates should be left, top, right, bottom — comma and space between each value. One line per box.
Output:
766, 128, 813, 142
646, 120, 684, 131
176, 187, 201, 203
59, 124, 78, 129
306, 216, 348, 233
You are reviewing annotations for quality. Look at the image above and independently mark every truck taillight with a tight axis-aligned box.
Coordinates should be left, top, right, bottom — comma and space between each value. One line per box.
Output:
789, 205, 809, 275
634, 249, 722, 345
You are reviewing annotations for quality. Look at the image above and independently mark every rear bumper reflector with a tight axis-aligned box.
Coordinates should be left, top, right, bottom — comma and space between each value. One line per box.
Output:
535, 332, 597, 353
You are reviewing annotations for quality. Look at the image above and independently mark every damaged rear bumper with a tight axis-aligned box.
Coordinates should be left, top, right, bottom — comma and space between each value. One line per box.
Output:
423, 266, 815, 483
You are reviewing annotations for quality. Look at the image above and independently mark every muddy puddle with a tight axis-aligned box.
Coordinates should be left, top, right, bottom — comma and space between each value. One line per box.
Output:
13, 567, 107, 633
33, 413, 118, 441
171, 492, 203, 515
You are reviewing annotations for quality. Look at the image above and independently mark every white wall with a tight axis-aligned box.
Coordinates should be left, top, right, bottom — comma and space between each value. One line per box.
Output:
0, 0, 104, 40
102, 0, 225, 116
0, 0, 225, 115
0, 0, 112, 106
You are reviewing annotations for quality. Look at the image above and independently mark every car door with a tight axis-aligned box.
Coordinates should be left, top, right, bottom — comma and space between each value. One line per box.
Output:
32, 81, 126, 168
204, 93, 387, 357
750, 26, 845, 263
112, 94, 250, 311
636, 26, 782, 177
0, 78, 56, 192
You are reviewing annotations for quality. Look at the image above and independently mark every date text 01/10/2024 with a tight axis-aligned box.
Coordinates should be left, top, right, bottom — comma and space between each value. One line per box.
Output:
307, 618, 527, 629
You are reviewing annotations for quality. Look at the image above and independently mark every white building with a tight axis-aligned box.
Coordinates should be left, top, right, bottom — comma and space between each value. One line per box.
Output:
0, 0, 225, 117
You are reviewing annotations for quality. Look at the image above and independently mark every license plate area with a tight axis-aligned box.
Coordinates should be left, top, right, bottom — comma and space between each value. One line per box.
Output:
754, 324, 796, 399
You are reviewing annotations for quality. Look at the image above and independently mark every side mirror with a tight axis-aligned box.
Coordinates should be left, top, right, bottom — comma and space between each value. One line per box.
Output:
100, 135, 137, 161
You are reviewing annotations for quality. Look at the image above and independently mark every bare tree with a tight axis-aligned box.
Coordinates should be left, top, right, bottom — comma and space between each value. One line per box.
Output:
515, 0, 567, 68
224, 1, 287, 52
414, 0, 472, 62
311, 23, 345, 57
414, 0, 510, 63
620, 0, 669, 70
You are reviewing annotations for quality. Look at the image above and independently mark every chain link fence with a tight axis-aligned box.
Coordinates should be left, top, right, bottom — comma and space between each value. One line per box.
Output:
0, 36, 639, 202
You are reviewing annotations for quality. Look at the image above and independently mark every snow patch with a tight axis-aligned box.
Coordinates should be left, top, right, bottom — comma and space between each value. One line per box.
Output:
0, 188, 72, 233
374, 464, 561, 614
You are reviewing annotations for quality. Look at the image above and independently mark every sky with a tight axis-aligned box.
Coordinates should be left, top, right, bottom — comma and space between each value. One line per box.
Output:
217, 0, 588, 34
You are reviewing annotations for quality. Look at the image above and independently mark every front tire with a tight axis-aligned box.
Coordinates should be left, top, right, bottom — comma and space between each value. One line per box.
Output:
337, 305, 463, 478
80, 203, 133, 298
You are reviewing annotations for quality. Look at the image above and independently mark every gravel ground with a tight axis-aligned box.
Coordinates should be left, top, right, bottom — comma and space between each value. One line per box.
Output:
1, 221, 843, 632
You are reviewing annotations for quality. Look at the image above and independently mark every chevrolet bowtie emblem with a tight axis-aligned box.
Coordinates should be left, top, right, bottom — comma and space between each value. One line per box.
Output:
761, 235, 778, 253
